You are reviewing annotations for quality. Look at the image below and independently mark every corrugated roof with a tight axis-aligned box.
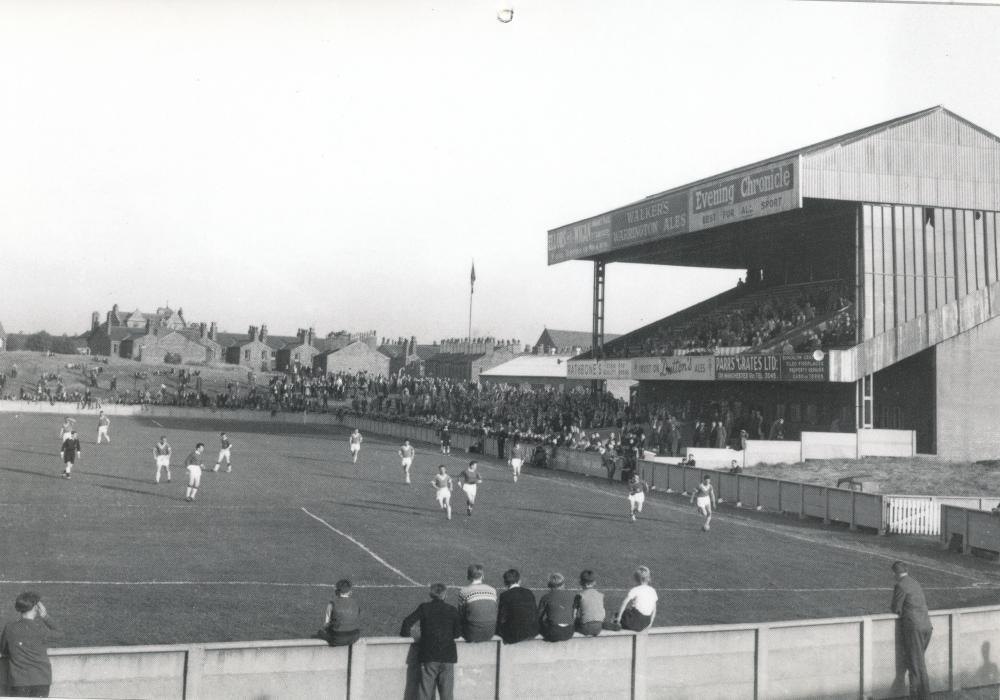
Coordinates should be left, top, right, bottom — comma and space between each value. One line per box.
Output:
550, 105, 1000, 262
480, 354, 575, 379
614, 106, 988, 210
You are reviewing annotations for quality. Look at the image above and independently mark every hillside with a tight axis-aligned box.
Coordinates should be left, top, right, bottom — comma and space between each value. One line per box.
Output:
0, 351, 271, 402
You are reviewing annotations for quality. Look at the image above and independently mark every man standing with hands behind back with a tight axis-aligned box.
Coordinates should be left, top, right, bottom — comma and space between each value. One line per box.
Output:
891, 561, 933, 699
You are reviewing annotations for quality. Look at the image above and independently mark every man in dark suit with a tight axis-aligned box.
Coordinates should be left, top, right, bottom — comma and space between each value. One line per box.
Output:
891, 561, 933, 699
496, 569, 538, 644
400, 583, 462, 700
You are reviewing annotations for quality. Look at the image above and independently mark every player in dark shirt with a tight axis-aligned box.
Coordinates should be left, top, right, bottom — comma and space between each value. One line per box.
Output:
61, 431, 81, 479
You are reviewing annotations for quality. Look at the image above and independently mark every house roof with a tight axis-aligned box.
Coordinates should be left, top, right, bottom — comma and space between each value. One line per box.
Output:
415, 345, 440, 360
537, 328, 620, 350
109, 327, 146, 342
426, 352, 486, 362
317, 341, 390, 358
215, 332, 259, 348
480, 354, 575, 379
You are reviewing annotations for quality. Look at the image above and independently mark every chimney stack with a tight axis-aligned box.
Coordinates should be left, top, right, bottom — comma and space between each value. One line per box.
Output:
209, 322, 217, 341
308, 327, 315, 346
91, 312, 100, 332
248, 325, 257, 340
199, 322, 207, 339
259, 324, 268, 342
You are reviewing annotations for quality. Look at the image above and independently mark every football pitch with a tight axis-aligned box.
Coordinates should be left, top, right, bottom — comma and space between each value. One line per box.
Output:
2, 412, 999, 648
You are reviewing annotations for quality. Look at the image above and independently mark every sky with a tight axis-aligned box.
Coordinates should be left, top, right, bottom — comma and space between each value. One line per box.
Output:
2, 0, 1000, 346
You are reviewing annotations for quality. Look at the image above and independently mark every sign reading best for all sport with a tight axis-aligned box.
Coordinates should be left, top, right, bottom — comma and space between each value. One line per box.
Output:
547, 157, 801, 264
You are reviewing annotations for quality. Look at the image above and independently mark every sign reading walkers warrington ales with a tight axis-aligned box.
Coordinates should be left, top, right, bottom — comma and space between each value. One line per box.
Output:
547, 157, 801, 264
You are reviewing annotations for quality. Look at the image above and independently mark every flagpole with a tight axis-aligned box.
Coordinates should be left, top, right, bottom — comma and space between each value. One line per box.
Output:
468, 260, 474, 356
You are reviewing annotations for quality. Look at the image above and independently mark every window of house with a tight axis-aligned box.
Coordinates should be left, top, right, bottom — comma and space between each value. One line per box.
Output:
244, 349, 250, 360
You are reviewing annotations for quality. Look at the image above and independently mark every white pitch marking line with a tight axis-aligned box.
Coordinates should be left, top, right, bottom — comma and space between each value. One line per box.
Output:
300, 506, 422, 586
151, 420, 164, 427
0, 579, 993, 594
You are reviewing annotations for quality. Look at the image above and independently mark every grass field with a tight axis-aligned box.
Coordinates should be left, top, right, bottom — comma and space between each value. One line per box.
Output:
3, 412, 1000, 649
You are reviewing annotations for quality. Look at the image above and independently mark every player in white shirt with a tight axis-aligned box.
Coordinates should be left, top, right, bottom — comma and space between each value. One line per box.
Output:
185, 443, 205, 502
458, 461, 483, 516
96, 411, 111, 444
58, 417, 75, 446
153, 436, 172, 484
431, 465, 454, 520
508, 439, 528, 483
398, 440, 415, 484
349, 429, 363, 464
213, 432, 232, 473
690, 474, 717, 531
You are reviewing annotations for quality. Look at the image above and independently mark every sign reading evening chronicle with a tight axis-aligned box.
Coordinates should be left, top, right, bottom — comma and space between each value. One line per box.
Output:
688, 158, 800, 232
547, 157, 801, 264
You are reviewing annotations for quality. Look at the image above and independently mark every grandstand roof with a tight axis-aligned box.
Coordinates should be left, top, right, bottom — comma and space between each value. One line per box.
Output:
480, 354, 574, 379
549, 106, 1000, 266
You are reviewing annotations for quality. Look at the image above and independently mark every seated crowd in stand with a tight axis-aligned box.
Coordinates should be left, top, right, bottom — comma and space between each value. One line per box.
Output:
603, 280, 854, 358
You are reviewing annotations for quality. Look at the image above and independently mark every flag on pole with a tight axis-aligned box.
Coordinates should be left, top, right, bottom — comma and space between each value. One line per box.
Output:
470, 261, 476, 294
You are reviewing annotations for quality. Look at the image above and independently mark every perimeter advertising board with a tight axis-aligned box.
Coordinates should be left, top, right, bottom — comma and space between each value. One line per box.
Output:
715, 353, 827, 382
631, 355, 714, 381
565, 359, 633, 380
568, 352, 825, 381
547, 157, 801, 264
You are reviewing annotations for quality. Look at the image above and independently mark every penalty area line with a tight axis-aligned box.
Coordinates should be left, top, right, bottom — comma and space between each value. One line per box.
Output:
300, 506, 422, 586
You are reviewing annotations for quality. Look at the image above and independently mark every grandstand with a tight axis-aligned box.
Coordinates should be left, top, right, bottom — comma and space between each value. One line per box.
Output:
550, 106, 1000, 460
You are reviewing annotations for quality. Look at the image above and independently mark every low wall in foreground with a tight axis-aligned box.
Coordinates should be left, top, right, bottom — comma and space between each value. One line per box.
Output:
3, 606, 998, 699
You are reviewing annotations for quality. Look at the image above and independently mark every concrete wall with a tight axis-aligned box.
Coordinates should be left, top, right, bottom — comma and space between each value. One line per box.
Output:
743, 440, 801, 467
802, 431, 858, 459
935, 313, 1000, 460
858, 429, 917, 457
6, 607, 1000, 699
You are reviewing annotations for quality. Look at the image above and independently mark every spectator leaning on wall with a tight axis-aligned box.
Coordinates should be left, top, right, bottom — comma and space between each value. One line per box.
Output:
400, 583, 462, 700
0, 592, 63, 698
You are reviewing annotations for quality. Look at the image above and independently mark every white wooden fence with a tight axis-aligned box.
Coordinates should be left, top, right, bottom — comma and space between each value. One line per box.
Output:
883, 495, 1000, 535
